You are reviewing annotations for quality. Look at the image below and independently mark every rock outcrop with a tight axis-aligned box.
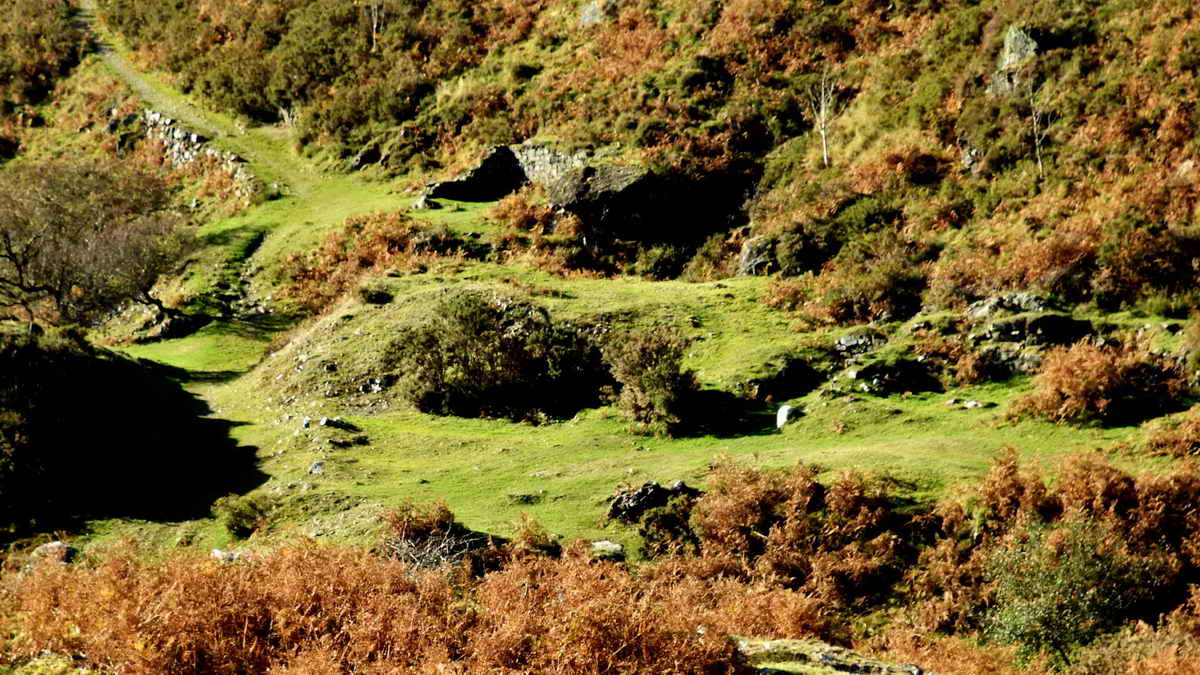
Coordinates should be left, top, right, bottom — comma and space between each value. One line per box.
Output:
427, 146, 526, 201
608, 481, 700, 523
987, 25, 1039, 97
425, 141, 755, 245
736, 637, 928, 674
105, 108, 258, 197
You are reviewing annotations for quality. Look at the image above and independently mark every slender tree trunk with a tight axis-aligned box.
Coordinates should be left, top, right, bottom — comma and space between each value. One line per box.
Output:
806, 69, 838, 169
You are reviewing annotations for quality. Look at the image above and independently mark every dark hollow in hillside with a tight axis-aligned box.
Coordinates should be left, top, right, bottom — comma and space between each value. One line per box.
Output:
0, 329, 266, 542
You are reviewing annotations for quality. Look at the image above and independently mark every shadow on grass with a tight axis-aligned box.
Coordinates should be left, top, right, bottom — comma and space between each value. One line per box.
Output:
686, 389, 782, 439
1, 332, 269, 544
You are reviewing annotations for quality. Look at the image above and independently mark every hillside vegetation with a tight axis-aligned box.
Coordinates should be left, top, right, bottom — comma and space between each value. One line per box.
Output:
91, 0, 1200, 317
4, 0, 1200, 673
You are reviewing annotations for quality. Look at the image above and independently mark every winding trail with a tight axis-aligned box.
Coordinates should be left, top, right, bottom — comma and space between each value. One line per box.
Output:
76, 0, 317, 193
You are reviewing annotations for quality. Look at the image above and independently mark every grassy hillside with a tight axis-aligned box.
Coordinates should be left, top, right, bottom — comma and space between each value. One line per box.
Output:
4, 0, 1200, 672
84, 0, 1200, 318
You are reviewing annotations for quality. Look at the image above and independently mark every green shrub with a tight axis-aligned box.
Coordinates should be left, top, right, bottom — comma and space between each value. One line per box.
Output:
985, 518, 1165, 668
633, 244, 692, 280
384, 290, 611, 421
212, 493, 276, 539
791, 230, 934, 325
603, 328, 699, 437
681, 232, 739, 281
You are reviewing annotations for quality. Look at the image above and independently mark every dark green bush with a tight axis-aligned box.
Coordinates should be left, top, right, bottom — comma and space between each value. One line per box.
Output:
637, 495, 701, 559
800, 229, 934, 324
985, 518, 1167, 668
384, 290, 610, 421
603, 328, 699, 437
212, 493, 276, 539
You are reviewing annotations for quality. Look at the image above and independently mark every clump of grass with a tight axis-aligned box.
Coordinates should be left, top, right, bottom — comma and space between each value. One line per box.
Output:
212, 493, 276, 539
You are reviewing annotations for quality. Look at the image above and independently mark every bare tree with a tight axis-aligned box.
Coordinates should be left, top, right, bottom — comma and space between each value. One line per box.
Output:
363, 0, 387, 53
0, 159, 192, 328
1027, 81, 1054, 178
805, 68, 840, 168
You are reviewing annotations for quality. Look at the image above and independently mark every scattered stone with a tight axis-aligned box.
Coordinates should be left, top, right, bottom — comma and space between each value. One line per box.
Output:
359, 374, 397, 394
211, 548, 241, 563
308, 461, 325, 476
977, 344, 1043, 376
981, 312, 1093, 346
839, 359, 941, 396
960, 140, 984, 175
608, 481, 700, 523
319, 416, 360, 432
736, 637, 926, 675
410, 194, 442, 211
988, 25, 1038, 97
578, 0, 617, 28
31, 541, 78, 564
590, 540, 626, 562
106, 108, 257, 197
834, 328, 886, 357
507, 491, 545, 505
968, 292, 1057, 319
776, 404, 799, 430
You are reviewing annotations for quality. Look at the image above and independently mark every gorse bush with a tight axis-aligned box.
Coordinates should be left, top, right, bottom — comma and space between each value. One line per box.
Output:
1008, 339, 1187, 425
798, 230, 934, 325
603, 328, 700, 437
383, 290, 611, 421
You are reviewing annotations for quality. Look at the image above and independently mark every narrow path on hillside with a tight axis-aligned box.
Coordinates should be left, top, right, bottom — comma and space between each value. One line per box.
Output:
76, 0, 319, 193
